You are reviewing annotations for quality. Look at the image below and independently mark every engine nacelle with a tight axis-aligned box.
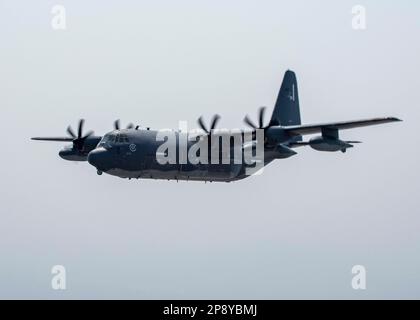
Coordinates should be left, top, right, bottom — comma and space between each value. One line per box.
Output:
59, 146, 88, 161
309, 136, 352, 152
265, 127, 291, 144
59, 136, 102, 161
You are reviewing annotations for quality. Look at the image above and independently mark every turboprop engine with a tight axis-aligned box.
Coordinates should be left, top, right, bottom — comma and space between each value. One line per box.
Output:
303, 127, 361, 153
309, 136, 356, 153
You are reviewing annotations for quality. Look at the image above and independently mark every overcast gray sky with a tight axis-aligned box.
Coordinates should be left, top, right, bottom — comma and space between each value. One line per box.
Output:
0, 0, 419, 299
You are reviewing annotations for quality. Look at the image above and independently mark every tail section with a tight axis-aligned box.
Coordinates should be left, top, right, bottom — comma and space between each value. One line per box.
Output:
269, 70, 301, 127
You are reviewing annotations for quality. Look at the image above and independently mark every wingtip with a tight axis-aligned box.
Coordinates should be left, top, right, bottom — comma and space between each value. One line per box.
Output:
391, 117, 403, 122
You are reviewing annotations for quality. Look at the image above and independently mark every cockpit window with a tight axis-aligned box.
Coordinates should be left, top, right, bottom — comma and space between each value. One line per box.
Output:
98, 133, 115, 147
116, 134, 129, 143
99, 133, 129, 147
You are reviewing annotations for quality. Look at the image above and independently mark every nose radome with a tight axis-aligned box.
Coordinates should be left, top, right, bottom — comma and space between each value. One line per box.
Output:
88, 148, 109, 170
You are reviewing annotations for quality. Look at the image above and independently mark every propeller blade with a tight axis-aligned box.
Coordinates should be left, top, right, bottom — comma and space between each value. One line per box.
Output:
67, 126, 76, 138
114, 120, 134, 130
244, 115, 257, 129
346, 141, 362, 144
114, 119, 120, 130
210, 114, 221, 131
82, 130, 94, 139
78, 119, 85, 138
258, 107, 266, 129
198, 116, 209, 134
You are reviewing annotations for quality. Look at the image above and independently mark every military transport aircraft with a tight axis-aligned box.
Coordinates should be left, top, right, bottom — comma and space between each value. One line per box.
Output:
32, 70, 401, 182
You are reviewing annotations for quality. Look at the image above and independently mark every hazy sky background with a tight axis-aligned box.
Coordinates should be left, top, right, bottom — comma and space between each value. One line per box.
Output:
0, 0, 419, 299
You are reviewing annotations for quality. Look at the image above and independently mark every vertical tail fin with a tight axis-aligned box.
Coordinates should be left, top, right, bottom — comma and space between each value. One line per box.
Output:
269, 70, 301, 127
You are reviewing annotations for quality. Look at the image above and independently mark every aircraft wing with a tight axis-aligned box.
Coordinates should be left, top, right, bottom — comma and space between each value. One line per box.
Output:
31, 137, 74, 141
283, 117, 401, 136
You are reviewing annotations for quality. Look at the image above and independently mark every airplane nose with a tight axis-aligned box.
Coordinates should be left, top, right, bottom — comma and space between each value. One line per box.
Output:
88, 148, 111, 171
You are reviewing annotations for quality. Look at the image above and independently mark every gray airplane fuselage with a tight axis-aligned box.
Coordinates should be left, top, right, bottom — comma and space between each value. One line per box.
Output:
85, 128, 285, 182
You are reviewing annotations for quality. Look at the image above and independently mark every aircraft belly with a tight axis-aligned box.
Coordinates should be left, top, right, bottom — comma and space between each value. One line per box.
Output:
106, 163, 244, 182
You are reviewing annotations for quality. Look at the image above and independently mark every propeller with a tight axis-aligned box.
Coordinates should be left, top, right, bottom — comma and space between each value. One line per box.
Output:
114, 119, 134, 130
197, 114, 221, 134
197, 115, 221, 159
69, 119, 94, 151
31, 119, 94, 151
243, 107, 267, 129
